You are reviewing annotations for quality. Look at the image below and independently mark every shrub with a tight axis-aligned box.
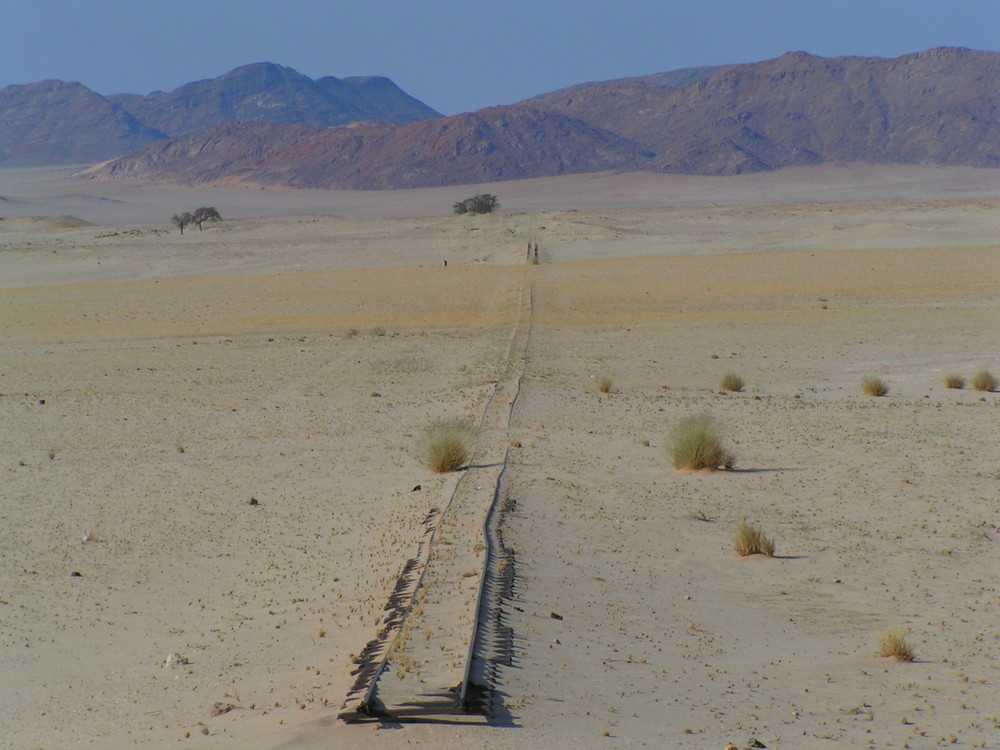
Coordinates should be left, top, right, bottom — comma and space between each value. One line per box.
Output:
421, 420, 476, 473
861, 375, 889, 397
733, 519, 775, 557
453, 194, 499, 215
943, 373, 965, 389
719, 371, 744, 392
598, 376, 613, 394
668, 415, 734, 471
877, 627, 915, 661
970, 369, 998, 393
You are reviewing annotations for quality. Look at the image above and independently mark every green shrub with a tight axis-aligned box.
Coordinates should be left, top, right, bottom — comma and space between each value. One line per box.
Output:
453, 194, 499, 215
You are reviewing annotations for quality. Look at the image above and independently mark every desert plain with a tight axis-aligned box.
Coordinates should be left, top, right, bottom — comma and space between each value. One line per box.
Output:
1, 163, 999, 749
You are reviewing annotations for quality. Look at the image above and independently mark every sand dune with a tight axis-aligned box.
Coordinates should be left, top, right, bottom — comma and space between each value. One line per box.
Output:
1, 164, 998, 749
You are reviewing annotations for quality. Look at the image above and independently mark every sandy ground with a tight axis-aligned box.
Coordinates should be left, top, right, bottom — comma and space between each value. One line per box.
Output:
2, 164, 999, 749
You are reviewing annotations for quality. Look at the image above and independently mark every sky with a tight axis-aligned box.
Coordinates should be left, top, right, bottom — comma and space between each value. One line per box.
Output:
2, 0, 999, 116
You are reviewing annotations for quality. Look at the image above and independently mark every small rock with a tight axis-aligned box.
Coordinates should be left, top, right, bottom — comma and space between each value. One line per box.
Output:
70, 571, 82, 577
248, 497, 258, 506
748, 739, 767, 748
550, 612, 563, 621
370, 392, 381, 398
165, 653, 190, 668
412, 485, 421, 492
211, 702, 239, 717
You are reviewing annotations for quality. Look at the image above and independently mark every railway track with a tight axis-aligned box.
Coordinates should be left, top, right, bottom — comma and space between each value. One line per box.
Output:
339, 284, 532, 723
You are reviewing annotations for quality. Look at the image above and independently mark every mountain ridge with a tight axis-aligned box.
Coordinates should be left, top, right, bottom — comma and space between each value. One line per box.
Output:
0, 63, 442, 166
83, 107, 654, 190
85, 47, 1000, 189
11, 47, 1000, 186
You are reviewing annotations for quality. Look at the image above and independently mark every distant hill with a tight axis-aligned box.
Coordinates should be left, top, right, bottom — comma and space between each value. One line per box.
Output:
0, 64, 442, 166
0, 80, 165, 166
527, 65, 721, 104
85, 107, 653, 189
106, 63, 441, 137
84, 47, 1000, 188
524, 47, 1000, 174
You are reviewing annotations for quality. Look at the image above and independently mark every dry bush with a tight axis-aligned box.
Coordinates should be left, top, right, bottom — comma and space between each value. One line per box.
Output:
421, 420, 476, 473
598, 376, 613, 394
942, 373, 965, 389
861, 375, 889, 397
669, 415, 734, 471
733, 519, 775, 556
877, 627, 915, 661
970, 369, 998, 393
719, 371, 745, 392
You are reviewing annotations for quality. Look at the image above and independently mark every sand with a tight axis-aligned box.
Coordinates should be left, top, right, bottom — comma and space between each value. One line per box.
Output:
2, 164, 999, 749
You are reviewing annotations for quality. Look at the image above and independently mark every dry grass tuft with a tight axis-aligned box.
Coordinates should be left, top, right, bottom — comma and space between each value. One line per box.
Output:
733, 519, 775, 556
943, 373, 966, 389
669, 414, 734, 471
597, 376, 613, 394
421, 420, 476, 473
719, 371, 745, 392
970, 369, 998, 393
861, 375, 889, 397
877, 627, 916, 661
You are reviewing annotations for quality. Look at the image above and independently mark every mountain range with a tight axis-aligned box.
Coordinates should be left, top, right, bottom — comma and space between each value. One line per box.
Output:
0, 63, 441, 166
6, 48, 1000, 188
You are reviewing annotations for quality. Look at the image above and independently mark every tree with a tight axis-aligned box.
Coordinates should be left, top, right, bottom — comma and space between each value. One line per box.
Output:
171, 212, 194, 234
453, 194, 499, 215
192, 206, 222, 230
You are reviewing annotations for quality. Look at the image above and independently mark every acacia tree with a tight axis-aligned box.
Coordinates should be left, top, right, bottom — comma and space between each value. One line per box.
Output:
171, 212, 194, 234
192, 206, 222, 230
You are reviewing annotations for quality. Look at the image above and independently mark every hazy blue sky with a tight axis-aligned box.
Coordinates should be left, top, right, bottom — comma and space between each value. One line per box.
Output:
2, 1, 998, 115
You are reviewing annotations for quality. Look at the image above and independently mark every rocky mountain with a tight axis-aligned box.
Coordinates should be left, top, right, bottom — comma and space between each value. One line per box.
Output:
0, 64, 441, 166
0, 80, 165, 166
106, 63, 441, 137
86, 107, 653, 189
83, 47, 1000, 188
524, 47, 1000, 174
528, 65, 721, 104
